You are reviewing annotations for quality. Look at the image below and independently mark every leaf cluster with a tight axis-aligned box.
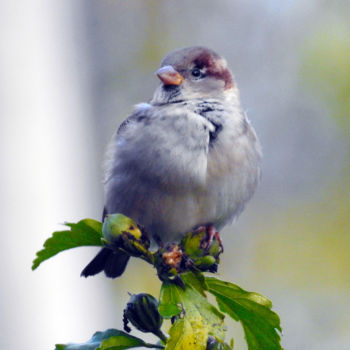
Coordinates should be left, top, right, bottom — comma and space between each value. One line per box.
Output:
33, 217, 283, 349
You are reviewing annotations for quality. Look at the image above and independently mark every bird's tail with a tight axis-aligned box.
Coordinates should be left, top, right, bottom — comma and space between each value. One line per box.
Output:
81, 247, 130, 278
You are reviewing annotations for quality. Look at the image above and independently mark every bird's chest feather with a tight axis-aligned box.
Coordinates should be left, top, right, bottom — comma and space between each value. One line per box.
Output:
189, 101, 259, 225
192, 100, 239, 180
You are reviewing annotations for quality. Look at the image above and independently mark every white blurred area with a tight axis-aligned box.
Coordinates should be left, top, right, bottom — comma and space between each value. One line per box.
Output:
1, 1, 350, 349
0, 1, 118, 349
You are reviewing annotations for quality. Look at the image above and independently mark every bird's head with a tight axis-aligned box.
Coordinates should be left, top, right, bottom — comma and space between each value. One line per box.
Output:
151, 46, 238, 105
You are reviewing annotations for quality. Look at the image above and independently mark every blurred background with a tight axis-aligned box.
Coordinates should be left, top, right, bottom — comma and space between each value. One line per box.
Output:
1, 0, 349, 349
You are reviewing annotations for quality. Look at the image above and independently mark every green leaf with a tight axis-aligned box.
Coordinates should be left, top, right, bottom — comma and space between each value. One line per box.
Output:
158, 280, 182, 319
160, 272, 226, 350
158, 302, 182, 319
32, 218, 103, 270
181, 270, 208, 295
206, 277, 283, 350
98, 331, 160, 349
55, 329, 163, 350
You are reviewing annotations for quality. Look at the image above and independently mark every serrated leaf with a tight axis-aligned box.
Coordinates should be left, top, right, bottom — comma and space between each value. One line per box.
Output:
55, 329, 163, 350
206, 277, 283, 350
160, 272, 226, 350
32, 218, 103, 270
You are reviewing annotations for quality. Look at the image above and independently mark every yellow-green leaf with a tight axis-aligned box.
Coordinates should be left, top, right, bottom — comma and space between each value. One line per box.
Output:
166, 317, 207, 350
160, 272, 226, 350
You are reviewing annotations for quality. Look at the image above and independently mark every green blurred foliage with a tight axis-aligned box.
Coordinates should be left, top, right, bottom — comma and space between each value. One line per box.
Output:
253, 20, 350, 291
253, 195, 350, 290
135, 1, 171, 71
301, 20, 350, 138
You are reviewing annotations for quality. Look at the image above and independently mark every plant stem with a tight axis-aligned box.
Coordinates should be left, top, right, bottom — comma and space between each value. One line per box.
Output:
153, 329, 168, 344
144, 343, 165, 349
140, 250, 155, 265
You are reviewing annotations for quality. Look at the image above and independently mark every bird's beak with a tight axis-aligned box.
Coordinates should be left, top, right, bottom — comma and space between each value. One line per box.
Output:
156, 65, 183, 86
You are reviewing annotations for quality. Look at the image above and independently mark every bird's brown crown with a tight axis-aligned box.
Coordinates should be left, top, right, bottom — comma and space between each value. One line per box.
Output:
161, 46, 234, 90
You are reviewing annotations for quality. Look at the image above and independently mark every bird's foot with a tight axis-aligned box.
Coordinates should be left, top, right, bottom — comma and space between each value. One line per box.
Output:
194, 224, 224, 253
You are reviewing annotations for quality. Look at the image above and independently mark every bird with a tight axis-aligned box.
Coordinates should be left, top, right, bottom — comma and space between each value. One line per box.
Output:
81, 46, 262, 279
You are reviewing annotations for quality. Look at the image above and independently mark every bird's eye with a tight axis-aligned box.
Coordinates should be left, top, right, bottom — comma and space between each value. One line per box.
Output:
191, 68, 202, 78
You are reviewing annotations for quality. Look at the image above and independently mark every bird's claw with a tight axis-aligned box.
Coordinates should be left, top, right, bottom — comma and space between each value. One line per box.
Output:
194, 224, 224, 253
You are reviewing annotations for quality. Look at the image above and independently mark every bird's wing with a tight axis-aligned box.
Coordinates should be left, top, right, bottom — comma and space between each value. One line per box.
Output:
105, 104, 213, 191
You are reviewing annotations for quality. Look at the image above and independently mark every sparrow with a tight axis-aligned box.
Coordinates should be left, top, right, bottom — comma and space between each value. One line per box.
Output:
81, 46, 262, 278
